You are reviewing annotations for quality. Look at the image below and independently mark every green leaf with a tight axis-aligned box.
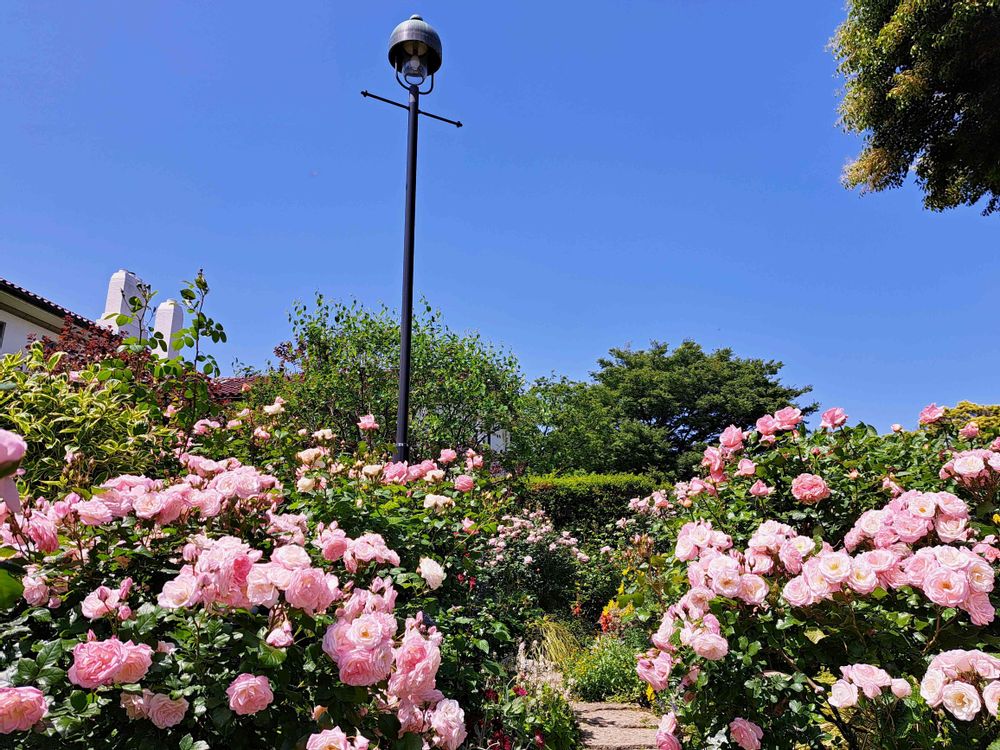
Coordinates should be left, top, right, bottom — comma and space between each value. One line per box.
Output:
0, 569, 24, 609
803, 628, 827, 644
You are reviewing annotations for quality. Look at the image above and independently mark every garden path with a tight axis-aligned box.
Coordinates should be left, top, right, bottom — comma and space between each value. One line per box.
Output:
572, 701, 658, 750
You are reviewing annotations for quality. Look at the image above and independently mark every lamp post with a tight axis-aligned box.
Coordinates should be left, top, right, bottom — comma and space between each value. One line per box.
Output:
363, 15, 461, 463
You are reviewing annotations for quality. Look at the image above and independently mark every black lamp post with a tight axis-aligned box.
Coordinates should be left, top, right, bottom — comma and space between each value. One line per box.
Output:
363, 15, 461, 463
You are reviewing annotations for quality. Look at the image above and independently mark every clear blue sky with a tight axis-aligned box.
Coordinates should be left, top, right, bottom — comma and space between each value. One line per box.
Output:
1, 2, 997, 431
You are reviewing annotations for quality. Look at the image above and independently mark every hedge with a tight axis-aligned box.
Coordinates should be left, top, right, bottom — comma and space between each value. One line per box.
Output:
524, 473, 661, 531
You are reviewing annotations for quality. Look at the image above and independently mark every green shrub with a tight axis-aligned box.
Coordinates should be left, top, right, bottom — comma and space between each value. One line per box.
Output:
566, 634, 646, 703
0, 346, 173, 493
525, 473, 660, 531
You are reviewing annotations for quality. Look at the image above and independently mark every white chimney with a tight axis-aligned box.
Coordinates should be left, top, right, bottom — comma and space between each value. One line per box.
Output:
98, 269, 143, 339
153, 299, 184, 358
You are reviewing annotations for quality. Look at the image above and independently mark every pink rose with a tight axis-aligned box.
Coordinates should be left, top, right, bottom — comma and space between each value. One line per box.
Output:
656, 713, 682, 750
68, 638, 129, 688
284, 567, 335, 615
729, 718, 763, 750
719, 425, 743, 451
75, 499, 113, 526
438, 449, 458, 465
116, 641, 153, 683
773, 407, 802, 430
983, 680, 1000, 717
829, 679, 858, 708
820, 407, 848, 430
959, 422, 980, 439
637, 651, 673, 691
891, 678, 912, 698
307, 728, 352, 750
25, 516, 58, 552
226, 674, 274, 715
749, 480, 774, 498
357, 414, 379, 432
923, 567, 969, 607
849, 664, 892, 699
429, 698, 467, 750
690, 631, 728, 660
919, 403, 945, 425
0, 686, 47, 734
453, 475, 474, 492
145, 693, 189, 728
941, 681, 981, 721
755, 415, 778, 436
736, 459, 756, 477
920, 668, 946, 706
791, 474, 830, 504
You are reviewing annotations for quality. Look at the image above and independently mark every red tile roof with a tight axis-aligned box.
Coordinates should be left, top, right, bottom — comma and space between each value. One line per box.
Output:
0, 276, 94, 328
213, 376, 257, 400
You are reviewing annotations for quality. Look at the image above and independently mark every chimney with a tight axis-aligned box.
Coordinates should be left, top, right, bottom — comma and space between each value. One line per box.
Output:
153, 299, 184, 358
98, 269, 143, 339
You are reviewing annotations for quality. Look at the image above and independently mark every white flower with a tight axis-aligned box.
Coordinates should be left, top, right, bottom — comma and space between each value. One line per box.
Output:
417, 557, 446, 590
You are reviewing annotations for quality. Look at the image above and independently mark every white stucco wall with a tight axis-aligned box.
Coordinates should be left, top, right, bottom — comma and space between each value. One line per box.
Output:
0, 296, 64, 356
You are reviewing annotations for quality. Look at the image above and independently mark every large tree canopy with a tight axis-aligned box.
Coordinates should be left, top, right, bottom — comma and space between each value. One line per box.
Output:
514, 341, 814, 477
833, 0, 1000, 214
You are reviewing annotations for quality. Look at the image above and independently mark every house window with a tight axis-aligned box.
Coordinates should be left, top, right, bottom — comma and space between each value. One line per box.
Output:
0, 321, 5, 349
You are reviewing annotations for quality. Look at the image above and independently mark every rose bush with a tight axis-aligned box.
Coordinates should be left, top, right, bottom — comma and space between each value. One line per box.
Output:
0, 427, 478, 748
620, 406, 1000, 749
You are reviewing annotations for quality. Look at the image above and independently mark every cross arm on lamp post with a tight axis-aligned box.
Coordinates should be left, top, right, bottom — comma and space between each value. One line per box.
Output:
361, 90, 463, 128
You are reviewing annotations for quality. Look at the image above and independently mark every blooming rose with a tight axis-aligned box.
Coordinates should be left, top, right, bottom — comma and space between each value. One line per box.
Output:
655, 713, 682, 750
0, 686, 47, 734
719, 425, 743, 450
75, 499, 113, 526
919, 403, 945, 425
284, 567, 335, 614
145, 693, 189, 728
690, 632, 728, 660
941, 681, 981, 721
983, 681, 1000, 717
453, 475, 474, 492
791, 474, 830, 504
417, 558, 447, 590
959, 422, 980, 439
430, 699, 467, 750
68, 638, 129, 688
307, 728, 352, 750
891, 678, 912, 698
356, 414, 379, 431
829, 679, 858, 708
920, 668, 946, 706
438, 449, 458, 465
749, 480, 773, 498
226, 673, 274, 715
116, 641, 153, 683
923, 567, 969, 607
773, 407, 802, 430
729, 718, 763, 750
820, 407, 847, 429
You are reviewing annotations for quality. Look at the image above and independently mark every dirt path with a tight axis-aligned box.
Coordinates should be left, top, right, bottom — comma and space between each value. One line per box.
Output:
572, 701, 658, 750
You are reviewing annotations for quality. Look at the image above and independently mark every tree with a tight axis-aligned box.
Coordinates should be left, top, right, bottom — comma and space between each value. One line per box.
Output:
515, 341, 813, 477
247, 296, 525, 460
833, 1, 1000, 214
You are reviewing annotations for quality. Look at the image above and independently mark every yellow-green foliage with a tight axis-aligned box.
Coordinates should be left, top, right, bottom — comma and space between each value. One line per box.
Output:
0, 346, 173, 493
943, 401, 1000, 433
534, 617, 582, 669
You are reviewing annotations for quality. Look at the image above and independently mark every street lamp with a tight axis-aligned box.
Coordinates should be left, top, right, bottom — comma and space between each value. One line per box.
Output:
362, 15, 461, 463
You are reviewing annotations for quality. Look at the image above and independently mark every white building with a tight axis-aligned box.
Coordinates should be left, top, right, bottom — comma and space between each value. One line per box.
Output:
0, 270, 184, 358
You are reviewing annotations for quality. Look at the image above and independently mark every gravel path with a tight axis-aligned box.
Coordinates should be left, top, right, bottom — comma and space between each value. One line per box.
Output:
572, 701, 657, 750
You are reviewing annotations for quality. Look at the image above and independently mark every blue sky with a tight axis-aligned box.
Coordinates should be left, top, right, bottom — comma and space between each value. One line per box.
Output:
1, 2, 997, 431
